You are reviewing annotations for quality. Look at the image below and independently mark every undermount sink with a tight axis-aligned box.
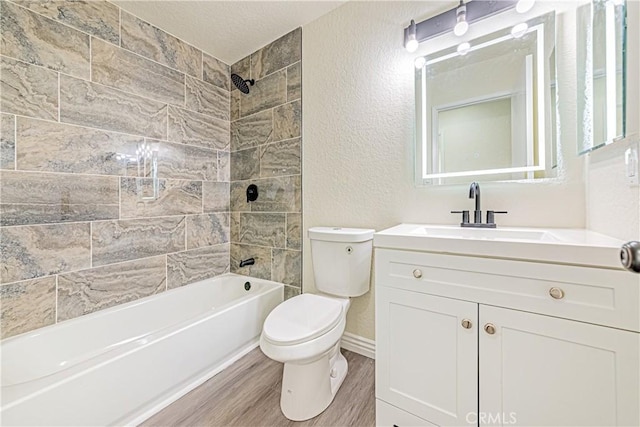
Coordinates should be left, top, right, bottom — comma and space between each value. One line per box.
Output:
409, 225, 560, 243
374, 224, 626, 269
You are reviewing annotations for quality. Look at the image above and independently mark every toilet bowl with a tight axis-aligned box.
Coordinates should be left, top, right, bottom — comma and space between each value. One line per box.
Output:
259, 227, 374, 421
261, 293, 350, 363
260, 294, 350, 421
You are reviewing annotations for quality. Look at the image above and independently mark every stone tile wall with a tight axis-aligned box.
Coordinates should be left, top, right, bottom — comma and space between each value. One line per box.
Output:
229, 29, 302, 300
0, 0, 232, 339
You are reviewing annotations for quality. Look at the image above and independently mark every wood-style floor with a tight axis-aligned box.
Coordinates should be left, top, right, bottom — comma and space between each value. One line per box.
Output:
141, 348, 375, 427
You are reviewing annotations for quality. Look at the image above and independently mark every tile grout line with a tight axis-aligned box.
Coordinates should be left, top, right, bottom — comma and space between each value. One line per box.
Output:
13, 115, 17, 169
269, 247, 274, 282
57, 72, 61, 122
54, 275, 58, 324
89, 36, 92, 82
90, 221, 93, 268
119, 6, 122, 47
118, 176, 122, 220
0, 167, 221, 183
285, 65, 288, 102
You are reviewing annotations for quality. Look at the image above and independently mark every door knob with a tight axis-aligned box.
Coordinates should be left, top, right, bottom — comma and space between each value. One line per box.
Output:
484, 323, 496, 335
461, 319, 473, 329
549, 287, 564, 299
413, 269, 422, 278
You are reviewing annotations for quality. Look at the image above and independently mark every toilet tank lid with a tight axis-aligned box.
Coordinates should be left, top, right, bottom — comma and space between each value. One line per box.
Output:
308, 227, 375, 243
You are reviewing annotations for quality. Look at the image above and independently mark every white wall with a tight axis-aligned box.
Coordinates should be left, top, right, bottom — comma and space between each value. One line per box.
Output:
586, 0, 640, 242
302, 1, 606, 340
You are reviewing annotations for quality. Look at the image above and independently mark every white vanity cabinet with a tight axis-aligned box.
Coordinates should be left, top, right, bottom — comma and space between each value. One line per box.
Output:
375, 248, 640, 427
376, 287, 478, 426
479, 305, 639, 427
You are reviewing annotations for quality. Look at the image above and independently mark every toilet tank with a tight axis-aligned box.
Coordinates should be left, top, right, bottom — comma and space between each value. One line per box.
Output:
308, 227, 375, 297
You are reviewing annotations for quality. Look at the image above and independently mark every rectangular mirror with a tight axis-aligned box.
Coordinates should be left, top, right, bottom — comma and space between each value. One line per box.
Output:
577, 0, 626, 154
415, 12, 558, 185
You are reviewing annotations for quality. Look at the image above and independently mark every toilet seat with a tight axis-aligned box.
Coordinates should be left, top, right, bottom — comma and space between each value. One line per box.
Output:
262, 294, 344, 346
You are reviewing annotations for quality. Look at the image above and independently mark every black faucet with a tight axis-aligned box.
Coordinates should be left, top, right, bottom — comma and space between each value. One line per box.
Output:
469, 181, 481, 224
239, 258, 255, 268
451, 181, 508, 228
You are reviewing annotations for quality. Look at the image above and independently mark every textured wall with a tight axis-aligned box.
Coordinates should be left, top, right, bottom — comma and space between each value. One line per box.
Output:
0, 0, 231, 339
228, 29, 302, 300
586, 0, 640, 242
302, 1, 586, 340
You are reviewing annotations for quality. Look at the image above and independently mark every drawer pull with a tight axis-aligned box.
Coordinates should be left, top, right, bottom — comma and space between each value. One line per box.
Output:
549, 287, 565, 300
412, 269, 423, 279
461, 319, 473, 329
484, 323, 496, 335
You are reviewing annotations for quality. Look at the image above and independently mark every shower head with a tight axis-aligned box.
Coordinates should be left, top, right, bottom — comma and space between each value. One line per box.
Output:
231, 73, 255, 94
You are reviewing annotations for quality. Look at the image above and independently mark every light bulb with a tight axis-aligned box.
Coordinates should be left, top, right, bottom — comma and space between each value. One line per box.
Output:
406, 37, 419, 53
457, 42, 471, 55
454, 21, 469, 37
453, 3, 468, 37
414, 56, 426, 69
405, 19, 418, 52
516, 0, 535, 14
511, 22, 528, 38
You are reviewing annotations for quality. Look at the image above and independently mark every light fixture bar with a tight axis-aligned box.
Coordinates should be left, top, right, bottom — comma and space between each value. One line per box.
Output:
404, 0, 519, 46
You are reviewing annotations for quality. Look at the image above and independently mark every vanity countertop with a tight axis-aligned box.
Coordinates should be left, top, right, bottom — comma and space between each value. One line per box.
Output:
374, 224, 626, 269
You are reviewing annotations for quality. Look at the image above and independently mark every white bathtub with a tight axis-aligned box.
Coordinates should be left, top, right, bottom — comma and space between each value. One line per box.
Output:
0, 273, 283, 426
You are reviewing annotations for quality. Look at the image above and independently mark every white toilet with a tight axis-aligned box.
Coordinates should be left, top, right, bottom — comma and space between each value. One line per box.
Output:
260, 226, 374, 421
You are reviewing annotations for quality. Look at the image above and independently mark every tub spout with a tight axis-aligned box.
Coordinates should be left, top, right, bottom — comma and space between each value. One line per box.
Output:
239, 258, 255, 268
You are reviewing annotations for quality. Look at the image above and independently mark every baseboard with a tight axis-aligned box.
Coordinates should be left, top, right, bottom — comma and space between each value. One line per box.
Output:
341, 332, 375, 359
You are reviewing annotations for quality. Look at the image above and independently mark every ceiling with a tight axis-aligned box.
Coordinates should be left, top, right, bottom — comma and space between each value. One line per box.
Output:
114, 1, 346, 65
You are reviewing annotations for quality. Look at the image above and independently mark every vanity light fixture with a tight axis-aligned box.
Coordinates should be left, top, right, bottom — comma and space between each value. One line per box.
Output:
405, 19, 419, 52
453, 1, 469, 36
516, 0, 535, 14
414, 56, 427, 69
404, 0, 518, 52
511, 22, 529, 38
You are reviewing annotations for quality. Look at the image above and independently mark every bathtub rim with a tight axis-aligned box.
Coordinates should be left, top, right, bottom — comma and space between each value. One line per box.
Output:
1, 273, 281, 346
1, 274, 283, 396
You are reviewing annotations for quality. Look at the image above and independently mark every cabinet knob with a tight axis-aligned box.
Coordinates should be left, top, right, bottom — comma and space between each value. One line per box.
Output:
413, 269, 423, 279
484, 323, 496, 335
549, 287, 565, 299
461, 319, 473, 329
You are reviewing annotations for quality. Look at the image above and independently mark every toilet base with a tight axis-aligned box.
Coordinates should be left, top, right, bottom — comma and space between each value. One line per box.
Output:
279, 344, 348, 421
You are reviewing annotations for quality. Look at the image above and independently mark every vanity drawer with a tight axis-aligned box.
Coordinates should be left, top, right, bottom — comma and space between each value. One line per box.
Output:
375, 248, 640, 332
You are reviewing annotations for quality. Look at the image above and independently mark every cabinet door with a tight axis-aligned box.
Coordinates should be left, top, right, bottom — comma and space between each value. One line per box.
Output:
479, 305, 640, 426
376, 286, 478, 426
